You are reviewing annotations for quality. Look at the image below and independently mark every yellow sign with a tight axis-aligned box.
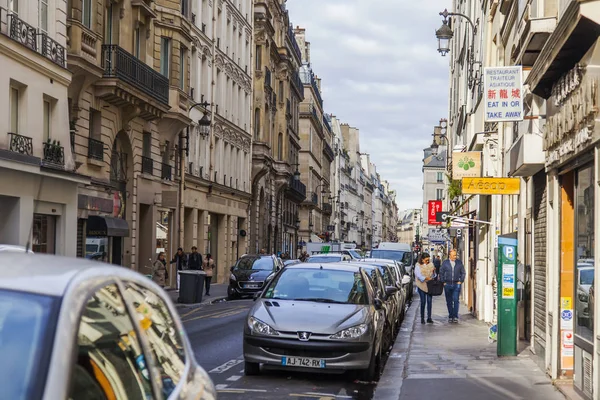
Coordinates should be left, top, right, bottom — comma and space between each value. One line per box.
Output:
503, 287, 514, 298
561, 297, 572, 310
452, 151, 482, 179
462, 177, 520, 195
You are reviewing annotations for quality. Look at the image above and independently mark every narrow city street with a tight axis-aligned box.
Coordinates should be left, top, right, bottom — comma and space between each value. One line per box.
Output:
182, 299, 377, 400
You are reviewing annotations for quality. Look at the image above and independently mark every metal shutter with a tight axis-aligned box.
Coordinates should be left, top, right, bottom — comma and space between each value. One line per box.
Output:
533, 171, 547, 350
77, 218, 85, 258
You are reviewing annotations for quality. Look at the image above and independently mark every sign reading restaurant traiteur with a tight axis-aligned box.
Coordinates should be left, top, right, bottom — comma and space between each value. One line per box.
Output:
484, 66, 524, 122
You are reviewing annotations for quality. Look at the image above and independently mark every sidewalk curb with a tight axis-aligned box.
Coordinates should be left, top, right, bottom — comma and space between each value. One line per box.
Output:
373, 298, 419, 400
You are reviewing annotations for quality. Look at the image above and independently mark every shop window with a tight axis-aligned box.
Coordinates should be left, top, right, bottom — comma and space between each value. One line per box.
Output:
575, 165, 595, 343
69, 284, 153, 400
32, 214, 56, 254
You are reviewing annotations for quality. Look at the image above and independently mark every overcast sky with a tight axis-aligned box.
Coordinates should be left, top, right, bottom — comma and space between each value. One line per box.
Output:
286, 0, 450, 213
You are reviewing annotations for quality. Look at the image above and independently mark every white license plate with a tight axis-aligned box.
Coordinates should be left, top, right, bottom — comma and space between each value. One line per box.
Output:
281, 357, 325, 368
245, 284, 260, 289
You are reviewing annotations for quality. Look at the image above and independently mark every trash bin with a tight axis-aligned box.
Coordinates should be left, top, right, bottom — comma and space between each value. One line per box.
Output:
178, 270, 206, 304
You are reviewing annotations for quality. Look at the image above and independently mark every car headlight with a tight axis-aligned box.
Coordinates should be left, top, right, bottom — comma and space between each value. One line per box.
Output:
579, 293, 589, 302
230, 273, 236, 281
266, 272, 275, 281
330, 324, 368, 340
248, 317, 279, 336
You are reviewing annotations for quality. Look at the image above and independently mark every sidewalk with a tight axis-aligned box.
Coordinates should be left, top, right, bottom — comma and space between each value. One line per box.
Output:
166, 283, 228, 309
375, 294, 565, 400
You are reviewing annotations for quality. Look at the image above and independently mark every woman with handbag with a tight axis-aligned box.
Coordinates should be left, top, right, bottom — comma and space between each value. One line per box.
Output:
152, 252, 168, 288
415, 252, 436, 324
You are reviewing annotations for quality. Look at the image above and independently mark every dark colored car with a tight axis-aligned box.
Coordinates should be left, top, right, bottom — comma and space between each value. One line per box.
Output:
228, 255, 283, 300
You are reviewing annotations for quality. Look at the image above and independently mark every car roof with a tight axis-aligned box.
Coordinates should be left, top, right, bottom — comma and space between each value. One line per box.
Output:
284, 262, 362, 272
362, 258, 397, 265
0, 244, 34, 254
0, 253, 141, 297
308, 253, 345, 257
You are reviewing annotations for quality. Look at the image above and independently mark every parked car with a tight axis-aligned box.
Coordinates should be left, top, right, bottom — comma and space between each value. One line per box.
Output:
371, 242, 414, 275
363, 258, 413, 302
0, 244, 34, 253
228, 254, 283, 300
243, 263, 388, 381
576, 264, 594, 326
0, 253, 216, 400
283, 259, 302, 267
307, 253, 352, 263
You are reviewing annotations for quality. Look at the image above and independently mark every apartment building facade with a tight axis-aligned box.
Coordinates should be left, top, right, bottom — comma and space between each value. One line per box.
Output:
250, 1, 305, 256
0, 0, 84, 256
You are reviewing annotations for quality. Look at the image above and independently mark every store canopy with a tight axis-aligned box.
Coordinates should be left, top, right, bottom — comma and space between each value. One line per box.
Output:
87, 215, 129, 237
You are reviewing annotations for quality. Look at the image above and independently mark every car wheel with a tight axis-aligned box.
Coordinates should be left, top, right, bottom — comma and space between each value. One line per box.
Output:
227, 286, 238, 301
244, 361, 260, 376
357, 345, 381, 382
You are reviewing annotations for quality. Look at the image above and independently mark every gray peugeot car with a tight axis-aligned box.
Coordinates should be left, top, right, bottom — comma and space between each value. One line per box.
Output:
243, 263, 388, 381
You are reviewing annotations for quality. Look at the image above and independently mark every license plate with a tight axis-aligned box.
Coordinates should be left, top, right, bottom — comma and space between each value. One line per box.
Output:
281, 357, 325, 368
245, 284, 260, 289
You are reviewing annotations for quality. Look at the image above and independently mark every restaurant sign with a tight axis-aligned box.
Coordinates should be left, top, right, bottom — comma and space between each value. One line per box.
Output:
462, 178, 520, 195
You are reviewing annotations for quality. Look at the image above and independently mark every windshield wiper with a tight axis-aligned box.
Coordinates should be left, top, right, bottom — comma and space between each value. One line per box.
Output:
292, 298, 346, 304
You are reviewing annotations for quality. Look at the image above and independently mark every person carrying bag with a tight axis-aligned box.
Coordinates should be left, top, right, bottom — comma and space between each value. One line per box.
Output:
415, 253, 436, 324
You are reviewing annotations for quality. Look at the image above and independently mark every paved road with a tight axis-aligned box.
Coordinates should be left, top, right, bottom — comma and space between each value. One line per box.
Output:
182, 299, 377, 400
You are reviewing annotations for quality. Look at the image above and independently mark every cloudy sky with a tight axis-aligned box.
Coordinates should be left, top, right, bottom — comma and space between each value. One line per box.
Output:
286, 0, 450, 212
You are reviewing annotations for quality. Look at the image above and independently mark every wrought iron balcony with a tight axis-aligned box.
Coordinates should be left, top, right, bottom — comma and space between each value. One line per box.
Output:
141, 156, 154, 175
161, 163, 172, 181
323, 115, 332, 133
291, 70, 304, 98
300, 70, 323, 108
323, 142, 335, 161
87, 138, 104, 161
287, 177, 306, 202
42, 140, 65, 166
6, 12, 36, 52
39, 32, 65, 67
101, 45, 169, 105
8, 132, 33, 156
287, 24, 302, 61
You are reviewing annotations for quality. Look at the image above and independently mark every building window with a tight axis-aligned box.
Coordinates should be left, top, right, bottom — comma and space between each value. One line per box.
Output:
32, 214, 56, 254
8, 0, 18, 13
437, 172, 444, 182
43, 99, 51, 141
181, 0, 189, 18
255, 45, 261, 70
134, 27, 141, 58
39, 0, 48, 32
277, 132, 283, 160
179, 46, 186, 90
89, 108, 101, 140
436, 188, 444, 200
575, 164, 595, 343
142, 132, 151, 157
254, 108, 260, 140
160, 37, 171, 78
10, 87, 19, 133
82, 0, 91, 28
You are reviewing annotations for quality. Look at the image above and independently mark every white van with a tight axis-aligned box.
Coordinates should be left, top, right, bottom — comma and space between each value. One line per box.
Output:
370, 242, 415, 274
85, 237, 108, 259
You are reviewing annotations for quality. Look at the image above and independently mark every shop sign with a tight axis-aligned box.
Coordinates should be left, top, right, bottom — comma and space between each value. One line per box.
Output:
428, 228, 449, 243
562, 331, 574, 357
427, 200, 442, 225
462, 177, 520, 195
484, 66, 523, 122
78, 194, 113, 214
560, 309, 573, 330
545, 63, 598, 167
452, 151, 482, 179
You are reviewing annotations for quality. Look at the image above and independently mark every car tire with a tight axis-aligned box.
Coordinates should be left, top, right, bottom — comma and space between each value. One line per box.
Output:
244, 361, 260, 376
357, 346, 381, 382
227, 286, 238, 301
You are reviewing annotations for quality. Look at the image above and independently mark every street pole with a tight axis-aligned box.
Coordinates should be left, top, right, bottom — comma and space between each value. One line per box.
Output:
178, 129, 186, 249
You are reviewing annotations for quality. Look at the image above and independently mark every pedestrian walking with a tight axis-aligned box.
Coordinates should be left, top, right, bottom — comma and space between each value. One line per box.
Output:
259, 248, 267, 255
188, 246, 203, 270
170, 247, 188, 291
152, 252, 168, 288
202, 254, 215, 296
440, 249, 466, 323
415, 252, 436, 324
433, 255, 442, 276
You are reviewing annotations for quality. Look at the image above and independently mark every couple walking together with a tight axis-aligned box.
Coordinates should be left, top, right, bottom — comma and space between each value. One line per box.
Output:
415, 250, 466, 324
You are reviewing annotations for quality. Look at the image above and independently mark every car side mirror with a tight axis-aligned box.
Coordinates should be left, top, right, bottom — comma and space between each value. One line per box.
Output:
253, 292, 261, 301
230, 266, 235, 272
373, 298, 383, 310
385, 286, 398, 297
402, 275, 411, 285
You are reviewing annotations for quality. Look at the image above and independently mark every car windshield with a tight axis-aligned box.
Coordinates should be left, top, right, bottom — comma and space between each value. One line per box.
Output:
0, 290, 56, 399
264, 268, 368, 305
580, 269, 594, 285
85, 244, 97, 253
370, 250, 409, 263
348, 250, 361, 259
236, 257, 273, 271
308, 256, 342, 263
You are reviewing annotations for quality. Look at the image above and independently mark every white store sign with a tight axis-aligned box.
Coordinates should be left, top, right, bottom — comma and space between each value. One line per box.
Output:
484, 66, 524, 122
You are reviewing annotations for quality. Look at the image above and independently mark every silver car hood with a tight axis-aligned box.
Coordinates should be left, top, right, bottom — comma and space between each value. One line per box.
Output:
252, 300, 368, 334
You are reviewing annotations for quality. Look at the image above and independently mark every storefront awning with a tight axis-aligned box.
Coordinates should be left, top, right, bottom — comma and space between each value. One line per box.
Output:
87, 215, 129, 237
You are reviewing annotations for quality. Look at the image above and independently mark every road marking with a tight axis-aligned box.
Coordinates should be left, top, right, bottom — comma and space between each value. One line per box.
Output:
209, 359, 244, 374
209, 309, 246, 319
182, 306, 248, 323
289, 393, 352, 399
215, 384, 229, 390
226, 375, 242, 381
218, 388, 267, 393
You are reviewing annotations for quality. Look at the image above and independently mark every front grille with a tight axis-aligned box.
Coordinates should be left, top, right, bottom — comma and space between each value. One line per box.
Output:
263, 347, 346, 359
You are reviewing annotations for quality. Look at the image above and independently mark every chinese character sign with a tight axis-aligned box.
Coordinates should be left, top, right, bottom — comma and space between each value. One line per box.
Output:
428, 200, 442, 225
484, 66, 523, 122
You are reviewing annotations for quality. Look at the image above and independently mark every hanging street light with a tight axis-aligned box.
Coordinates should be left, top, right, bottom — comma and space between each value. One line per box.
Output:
435, 19, 453, 56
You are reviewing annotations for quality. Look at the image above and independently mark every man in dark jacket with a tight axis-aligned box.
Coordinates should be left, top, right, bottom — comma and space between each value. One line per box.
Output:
439, 250, 466, 323
171, 248, 188, 291
433, 256, 442, 276
188, 246, 203, 270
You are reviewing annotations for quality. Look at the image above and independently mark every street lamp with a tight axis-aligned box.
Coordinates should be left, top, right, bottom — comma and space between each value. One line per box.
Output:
290, 163, 301, 181
435, 19, 453, 56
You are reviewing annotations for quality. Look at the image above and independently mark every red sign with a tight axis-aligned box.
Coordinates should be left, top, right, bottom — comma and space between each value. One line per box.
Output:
428, 200, 442, 225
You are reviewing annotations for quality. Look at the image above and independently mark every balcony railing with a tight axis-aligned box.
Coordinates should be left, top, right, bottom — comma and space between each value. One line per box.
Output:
287, 177, 306, 201
0, 10, 66, 68
323, 115, 332, 132
101, 44, 169, 105
291, 70, 304, 97
161, 163, 172, 180
323, 142, 335, 161
42, 141, 65, 166
8, 132, 33, 156
287, 24, 302, 61
300, 70, 323, 108
88, 138, 104, 161
141, 156, 154, 175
